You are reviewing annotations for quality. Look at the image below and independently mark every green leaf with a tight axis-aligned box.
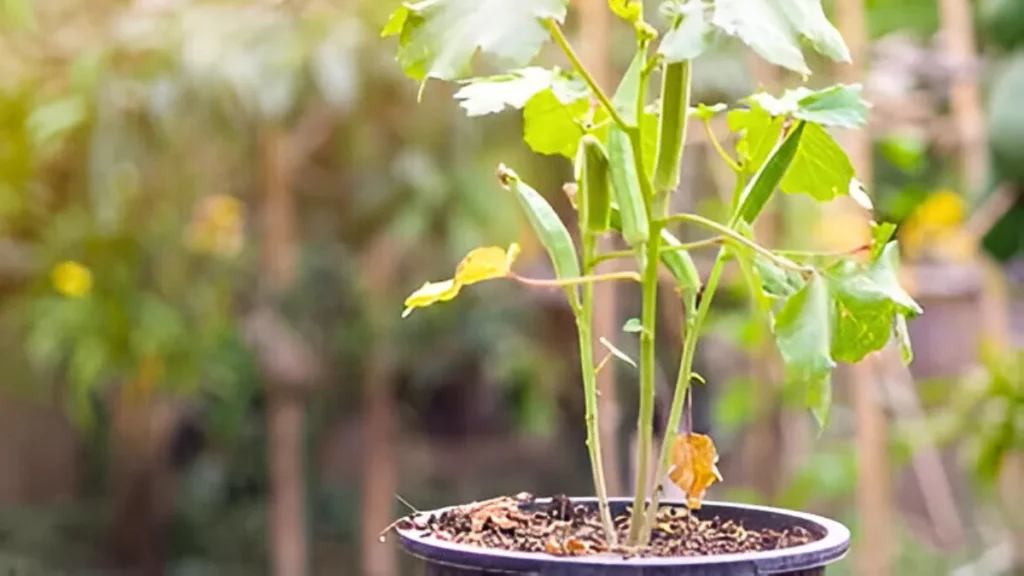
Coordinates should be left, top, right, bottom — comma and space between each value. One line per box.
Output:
780, 123, 855, 202
382, 0, 569, 82
659, 0, 714, 63
807, 373, 832, 429
453, 67, 585, 116
736, 121, 805, 223
712, 0, 809, 75
523, 89, 593, 158
895, 313, 913, 366
27, 96, 87, 147
775, 0, 850, 63
871, 221, 897, 260
690, 102, 727, 120
710, 0, 848, 74
749, 84, 869, 129
612, 47, 645, 122
623, 317, 643, 333
773, 274, 836, 426
826, 243, 922, 363
728, 107, 784, 176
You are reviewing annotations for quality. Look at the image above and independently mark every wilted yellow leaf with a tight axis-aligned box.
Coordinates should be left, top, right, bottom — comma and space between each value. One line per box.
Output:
455, 244, 519, 286
667, 433, 723, 509
402, 244, 520, 318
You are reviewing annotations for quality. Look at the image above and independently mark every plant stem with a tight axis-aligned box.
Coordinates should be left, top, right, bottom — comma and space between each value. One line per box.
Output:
640, 247, 728, 542
660, 213, 813, 273
579, 231, 618, 545
545, 18, 630, 130
509, 271, 641, 288
626, 36, 662, 545
627, 220, 663, 545
590, 237, 721, 267
704, 119, 741, 172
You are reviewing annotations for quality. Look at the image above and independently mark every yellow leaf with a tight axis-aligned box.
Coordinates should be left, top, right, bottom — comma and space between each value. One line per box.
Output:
667, 433, 723, 509
455, 244, 519, 286
402, 279, 461, 318
51, 260, 93, 298
401, 244, 520, 318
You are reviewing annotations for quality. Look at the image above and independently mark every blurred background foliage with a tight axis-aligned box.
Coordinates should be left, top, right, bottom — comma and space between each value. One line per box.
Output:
0, 0, 1023, 574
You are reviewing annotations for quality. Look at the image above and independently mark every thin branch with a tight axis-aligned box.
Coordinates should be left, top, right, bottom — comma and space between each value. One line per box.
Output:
546, 18, 630, 130
510, 270, 642, 288
589, 237, 720, 267
704, 119, 741, 172
661, 213, 814, 273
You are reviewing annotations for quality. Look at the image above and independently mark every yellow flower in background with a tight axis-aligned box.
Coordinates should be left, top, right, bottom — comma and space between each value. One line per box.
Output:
51, 260, 93, 298
900, 189, 973, 262
185, 194, 244, 258
402, 243, 520, 318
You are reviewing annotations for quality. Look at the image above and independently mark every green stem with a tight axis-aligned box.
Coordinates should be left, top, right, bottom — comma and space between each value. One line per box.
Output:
545, 18, 630, 130
510, 271, 641, 288
579, 231, 618, 545
704, 119, 741, 172
590, 237, 721, 267
640, 247, 728, 543
660, 213, 813, 273
627, 221, 663, 545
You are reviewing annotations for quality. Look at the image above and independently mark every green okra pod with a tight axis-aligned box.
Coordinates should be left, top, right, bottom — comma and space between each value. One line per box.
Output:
652, 61, 691, 193
497, 164, 582, 303
607, 126, 650, 247
575, 135, 613, 233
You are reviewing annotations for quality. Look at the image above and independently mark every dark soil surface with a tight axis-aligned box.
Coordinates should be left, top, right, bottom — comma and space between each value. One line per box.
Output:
395, 493, 820, 558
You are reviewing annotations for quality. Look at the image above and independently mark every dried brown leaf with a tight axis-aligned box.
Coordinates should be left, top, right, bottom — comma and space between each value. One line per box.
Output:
667, 433, 723, 509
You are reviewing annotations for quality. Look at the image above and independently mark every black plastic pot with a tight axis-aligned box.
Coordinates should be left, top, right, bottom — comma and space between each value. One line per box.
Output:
396, 497, 850, 575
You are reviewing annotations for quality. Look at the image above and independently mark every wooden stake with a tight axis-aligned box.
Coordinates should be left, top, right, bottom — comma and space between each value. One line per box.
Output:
577, 0, 623, 497
360, 237, 403, 576
834, 1, 890, 573
939, 0, 988, 195
260, 124, 308, 576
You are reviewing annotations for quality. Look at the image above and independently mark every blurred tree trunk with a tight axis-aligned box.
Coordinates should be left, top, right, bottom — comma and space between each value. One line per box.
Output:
360, 236, 403, 576
260, 124, 308, 576
108, 375, 182, 576
834, 1, 891, 574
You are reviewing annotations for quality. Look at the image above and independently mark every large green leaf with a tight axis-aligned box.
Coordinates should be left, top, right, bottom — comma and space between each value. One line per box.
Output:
453, 67, 584, 116
523, 89, 593, 158
712, 0, 809, 74
749, 84, 869, 129
780, 123, 855, 202
382, 0, 568, 82
659, 0, 714, 63
826, 243, 922, 363
773, 274, 835, 427
728, 107, 784, 176
775, 0, 850, 63
711, 0, 849, 74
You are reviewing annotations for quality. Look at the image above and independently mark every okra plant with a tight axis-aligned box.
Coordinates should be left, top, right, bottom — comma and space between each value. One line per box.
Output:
385, 0, 921, 548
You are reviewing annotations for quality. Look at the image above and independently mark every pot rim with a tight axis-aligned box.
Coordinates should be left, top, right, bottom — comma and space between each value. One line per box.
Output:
395, 497, 850, 572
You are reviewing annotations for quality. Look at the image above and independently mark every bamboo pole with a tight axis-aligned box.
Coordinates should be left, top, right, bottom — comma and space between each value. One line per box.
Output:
260, 124, 308, 576
834, 1, 890, 574
577, 0, 623, 497
361, 237, 403, 576
939, 0, 988, 195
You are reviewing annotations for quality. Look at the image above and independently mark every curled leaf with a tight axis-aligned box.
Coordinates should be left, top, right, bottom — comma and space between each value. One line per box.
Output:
667, 433, 723, 509
402, 244, 520, 317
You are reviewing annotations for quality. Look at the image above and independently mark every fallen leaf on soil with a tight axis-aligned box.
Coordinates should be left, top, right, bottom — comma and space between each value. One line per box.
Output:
667, 433, 723, 509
